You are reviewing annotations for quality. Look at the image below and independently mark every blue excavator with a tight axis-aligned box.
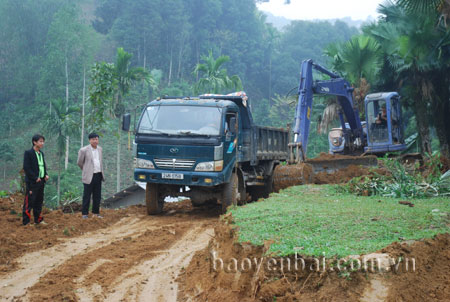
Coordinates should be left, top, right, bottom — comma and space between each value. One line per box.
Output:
293, 59, 407, 158
287, 59, 408, 172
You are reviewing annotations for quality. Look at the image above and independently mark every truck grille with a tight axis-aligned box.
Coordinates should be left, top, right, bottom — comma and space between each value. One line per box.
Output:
154, 158, 195, 170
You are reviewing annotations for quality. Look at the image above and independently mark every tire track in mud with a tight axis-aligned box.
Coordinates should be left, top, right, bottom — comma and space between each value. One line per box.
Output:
0, 216, 150, 301
101, 227, 214, 302
18, 205, 218, 302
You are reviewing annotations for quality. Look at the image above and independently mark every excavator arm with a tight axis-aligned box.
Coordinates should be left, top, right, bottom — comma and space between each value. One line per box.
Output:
293, 59, 364, 160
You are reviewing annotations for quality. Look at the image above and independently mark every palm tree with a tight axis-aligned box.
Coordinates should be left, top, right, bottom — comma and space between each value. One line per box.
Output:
396, 0, 450, 26
113, 48, 151, 192
89, 48, 151, 192
321, 35, 382, 131
193, 50, 242, 94
44, 99, 79, 204
326, 35, 382, 86
369, 2, 450, 154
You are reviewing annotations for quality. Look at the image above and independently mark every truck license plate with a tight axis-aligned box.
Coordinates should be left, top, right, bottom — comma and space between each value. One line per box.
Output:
162, 173, 184, 180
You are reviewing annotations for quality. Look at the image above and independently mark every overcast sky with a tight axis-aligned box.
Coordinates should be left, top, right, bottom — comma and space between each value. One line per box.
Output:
257, 0, 384, 20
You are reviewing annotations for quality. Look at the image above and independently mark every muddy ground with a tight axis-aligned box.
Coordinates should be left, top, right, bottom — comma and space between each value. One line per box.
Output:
0, 195, 219, 301
1, 153, 448, 301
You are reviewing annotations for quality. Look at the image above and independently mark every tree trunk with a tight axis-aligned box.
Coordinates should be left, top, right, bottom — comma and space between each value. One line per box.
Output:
137, 41, 141, 65
168, 46, 173, 86
414, 98, 432, 155
431, 98, 450, 158
81, 66, 86, 148
430, 72, 450, 158
116, 119, 121, 193
269, 54, 272, 105
177, 35, 185, 80
143, 35, 146, 70
64, 54, 70, 170
57, 155, 61, 206
196, 43, 199, 82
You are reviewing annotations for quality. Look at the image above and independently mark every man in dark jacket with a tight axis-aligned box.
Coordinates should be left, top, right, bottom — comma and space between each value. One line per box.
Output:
23, 134, 49, 225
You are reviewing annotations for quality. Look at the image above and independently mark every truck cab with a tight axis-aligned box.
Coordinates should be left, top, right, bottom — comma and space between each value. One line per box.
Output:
134, 98, 237, 187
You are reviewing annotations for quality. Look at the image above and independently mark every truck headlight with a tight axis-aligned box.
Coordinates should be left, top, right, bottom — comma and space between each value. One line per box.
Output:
135, 158, 155, 169
195, 160, 223, 172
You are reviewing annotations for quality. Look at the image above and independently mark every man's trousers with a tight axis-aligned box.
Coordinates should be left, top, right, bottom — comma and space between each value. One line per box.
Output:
23, 180, 45, 225
82, 172, 102, 215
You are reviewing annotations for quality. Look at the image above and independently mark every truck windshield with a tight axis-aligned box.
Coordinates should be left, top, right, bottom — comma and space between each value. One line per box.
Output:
138, 105, 222, 136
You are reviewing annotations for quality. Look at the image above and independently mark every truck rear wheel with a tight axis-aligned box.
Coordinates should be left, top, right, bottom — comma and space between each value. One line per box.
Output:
222, 172, 238, 213
248, 173, 273, 201
146, 183, 164, 215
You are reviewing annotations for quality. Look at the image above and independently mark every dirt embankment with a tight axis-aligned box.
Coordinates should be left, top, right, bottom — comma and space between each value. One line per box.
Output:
178, 218, 450, 302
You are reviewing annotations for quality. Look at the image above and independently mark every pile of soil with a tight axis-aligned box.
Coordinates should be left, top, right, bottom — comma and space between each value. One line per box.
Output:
178, 218, 450, 302
0, 193, 133, 274
381, 233, 450, 301
314, 165, 389, 184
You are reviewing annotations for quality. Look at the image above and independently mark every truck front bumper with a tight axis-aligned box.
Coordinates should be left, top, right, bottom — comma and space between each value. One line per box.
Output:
134, 162, 234, 187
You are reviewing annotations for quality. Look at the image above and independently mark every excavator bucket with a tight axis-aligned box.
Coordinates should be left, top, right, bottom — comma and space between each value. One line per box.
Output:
305, 154, 378, 173
273, 163, 314, 192
273, 154, 378, 192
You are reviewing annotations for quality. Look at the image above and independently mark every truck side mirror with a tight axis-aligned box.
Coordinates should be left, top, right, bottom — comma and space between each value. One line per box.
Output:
229, 117, 237, 134
122, 113, 131, 131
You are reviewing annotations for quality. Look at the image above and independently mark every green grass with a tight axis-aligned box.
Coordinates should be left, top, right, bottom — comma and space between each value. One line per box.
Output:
230, 185, 450, 257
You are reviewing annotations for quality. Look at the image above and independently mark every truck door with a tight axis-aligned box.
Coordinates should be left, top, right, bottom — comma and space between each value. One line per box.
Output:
224, 111, 238, 166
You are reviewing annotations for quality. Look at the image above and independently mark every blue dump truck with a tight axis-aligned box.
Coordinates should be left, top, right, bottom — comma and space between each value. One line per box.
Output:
122, 92, 288, 214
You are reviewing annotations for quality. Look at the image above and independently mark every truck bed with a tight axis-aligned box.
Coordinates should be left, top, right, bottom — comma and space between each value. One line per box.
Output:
255, 126, 289, 161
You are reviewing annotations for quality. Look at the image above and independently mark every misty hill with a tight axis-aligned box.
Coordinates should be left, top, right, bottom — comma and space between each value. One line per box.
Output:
262, 11, 374, 30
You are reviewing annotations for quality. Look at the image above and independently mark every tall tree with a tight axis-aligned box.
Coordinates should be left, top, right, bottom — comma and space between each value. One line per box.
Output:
38, 3, 99, 169
324, 34, 382, 117
44, 99, 78, 204
193, 50, 243, 94
369, 2, 450, 154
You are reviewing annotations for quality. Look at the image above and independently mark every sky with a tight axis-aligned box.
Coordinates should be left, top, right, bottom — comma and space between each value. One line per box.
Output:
257, 0, 384, 21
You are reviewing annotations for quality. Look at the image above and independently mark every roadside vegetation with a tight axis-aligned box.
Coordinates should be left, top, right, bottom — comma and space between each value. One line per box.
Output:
230, 184, 450, 257
347, 154, 450, 198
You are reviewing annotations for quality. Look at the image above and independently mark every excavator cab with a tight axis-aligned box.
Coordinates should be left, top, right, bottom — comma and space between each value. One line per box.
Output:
364, 92, 406, 153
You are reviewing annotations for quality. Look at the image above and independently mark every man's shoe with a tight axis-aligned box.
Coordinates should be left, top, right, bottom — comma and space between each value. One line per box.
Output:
82, 215, 89, 219
37, 221, 48, 225
93, 214, 103, 219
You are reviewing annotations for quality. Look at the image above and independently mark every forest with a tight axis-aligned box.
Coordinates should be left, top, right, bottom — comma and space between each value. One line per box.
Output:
0, 0, 449, 206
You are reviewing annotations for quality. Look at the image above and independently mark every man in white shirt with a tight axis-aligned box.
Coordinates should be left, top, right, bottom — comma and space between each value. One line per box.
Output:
77, 133, 105, 218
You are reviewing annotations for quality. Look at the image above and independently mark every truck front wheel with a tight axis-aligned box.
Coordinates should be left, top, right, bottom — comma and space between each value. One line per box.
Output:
146, 183, 164, 215
222, 172, 238, 213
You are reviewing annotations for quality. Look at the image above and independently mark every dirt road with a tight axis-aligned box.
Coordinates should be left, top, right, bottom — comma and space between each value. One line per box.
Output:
0, 199, 219, 302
